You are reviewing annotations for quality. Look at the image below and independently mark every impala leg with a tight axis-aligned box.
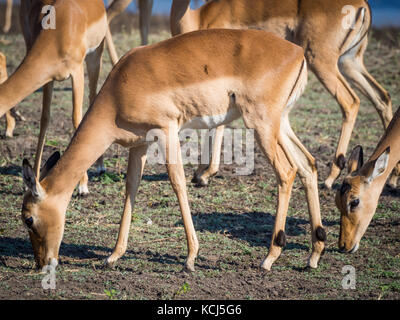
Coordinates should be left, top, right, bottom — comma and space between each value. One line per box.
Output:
105, 27, 119, 66
70, 64, 89, 195
3, 0, 12, 33
281, 117, 325, 268
165, 125, 199, 272
241, 110, 295, 270
86, 41, 106, 175
310, 59, 360, 189
193, 125, 224, 187
339, 39, 398, 188
5, 110, 16, 138
33, 82, 54, 177
139, 0, 153, 45
106, 144, 147, 267
260, 140, 296, 271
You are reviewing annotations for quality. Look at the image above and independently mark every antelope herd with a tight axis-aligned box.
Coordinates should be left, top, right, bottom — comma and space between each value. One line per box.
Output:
0, 0, 398, 272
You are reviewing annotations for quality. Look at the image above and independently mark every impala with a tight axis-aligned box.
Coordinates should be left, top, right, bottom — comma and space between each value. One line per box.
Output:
0, 0, 109, 195
105, 0, 154, 65
170, 0, 396, 189
336, 106, 400, 253
21, 29, 326, 271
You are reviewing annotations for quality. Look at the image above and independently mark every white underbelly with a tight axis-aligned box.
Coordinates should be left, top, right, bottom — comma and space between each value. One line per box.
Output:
181, 107, 241, 130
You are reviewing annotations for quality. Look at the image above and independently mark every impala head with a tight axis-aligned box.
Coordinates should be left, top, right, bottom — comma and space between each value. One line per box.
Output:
335, 146, 391, 253
21, 152, 63, 269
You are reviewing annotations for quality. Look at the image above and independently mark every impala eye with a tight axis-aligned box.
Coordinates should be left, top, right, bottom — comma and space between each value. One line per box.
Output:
349, 199, 360, 211
25, 217, 33, 228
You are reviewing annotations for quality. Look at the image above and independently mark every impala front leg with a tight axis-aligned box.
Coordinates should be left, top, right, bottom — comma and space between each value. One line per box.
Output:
165, 125, 199, 272
106, 144, 147, 267
34, 82, 54, 177
71, 65, 89, 195
86, 41, 106, 174
5, 111, 16, 138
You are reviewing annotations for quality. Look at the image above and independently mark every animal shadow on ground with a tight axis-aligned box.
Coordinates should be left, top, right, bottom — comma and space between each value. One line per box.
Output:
189, 211, 310, 251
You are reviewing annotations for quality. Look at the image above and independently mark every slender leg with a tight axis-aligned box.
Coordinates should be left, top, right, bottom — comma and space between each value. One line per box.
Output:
105, 27, 119, 66
165, 124, 199, 271
339, 38, 398, 188
280, 116, 325, 268
106, 144, 148, 266
86, 41, 106, 174
3, 0, 12, 33
5, 111, 16, 138
138, 0, 153, 45
260, 140, 297, 271
70, 64, 89, 195
339, 38, 393, 129
193, 125, 224, 187
34, 82, 54, 177
309, 57, 360, 189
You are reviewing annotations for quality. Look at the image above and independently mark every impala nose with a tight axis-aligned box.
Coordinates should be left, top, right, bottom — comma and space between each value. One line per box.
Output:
339, 246, 346, 253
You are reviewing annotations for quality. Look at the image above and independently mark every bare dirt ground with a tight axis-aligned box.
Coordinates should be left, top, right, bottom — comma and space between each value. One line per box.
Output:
0, 11, 399, 300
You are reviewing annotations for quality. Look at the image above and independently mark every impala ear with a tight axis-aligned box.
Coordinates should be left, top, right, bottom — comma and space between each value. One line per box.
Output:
366, 147, 390, 184
22, 159, 45, 199
39, 151, 60, 181
347, 145, 364, 174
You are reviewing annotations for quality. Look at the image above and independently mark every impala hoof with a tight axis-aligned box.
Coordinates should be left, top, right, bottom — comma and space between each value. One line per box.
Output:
191, 175, 208, 187
260, 258, 273, 271
183, 260, 195, 273
78, 185, 89, 196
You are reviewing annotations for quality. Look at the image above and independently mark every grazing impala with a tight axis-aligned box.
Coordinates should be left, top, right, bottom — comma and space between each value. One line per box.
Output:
170, 0, 396, 189
21, 29, 326, 271
2, 0, 13, 33
0, 0, 109, 195
336, 106, 400, 253
105, 0, 154, 65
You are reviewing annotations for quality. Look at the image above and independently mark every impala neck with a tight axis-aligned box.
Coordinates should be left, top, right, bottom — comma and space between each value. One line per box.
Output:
41, 96, 116, 200
0, 35, 56, 117
170, 0, 199, 36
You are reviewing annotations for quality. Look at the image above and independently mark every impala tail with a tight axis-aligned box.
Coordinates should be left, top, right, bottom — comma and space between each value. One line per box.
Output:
340, 1, 371, 55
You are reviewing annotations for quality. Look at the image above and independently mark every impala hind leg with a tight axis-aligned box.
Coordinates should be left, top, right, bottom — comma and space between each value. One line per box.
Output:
86, 41, 106, 175
106, 144, 147, 267
70, 65, 89, 195
280, 116, 325, 268
338, 39, 398, 188
310, 59, 360, 189
260, 140, 297, 271
165, 124, 199, 271
34, 82, 54, 177
192, 125, 224, 187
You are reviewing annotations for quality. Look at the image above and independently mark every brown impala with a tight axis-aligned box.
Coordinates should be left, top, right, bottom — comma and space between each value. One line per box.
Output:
21, 29, 326, 271
170, 0, 397, 190
336, 106, 400, 253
